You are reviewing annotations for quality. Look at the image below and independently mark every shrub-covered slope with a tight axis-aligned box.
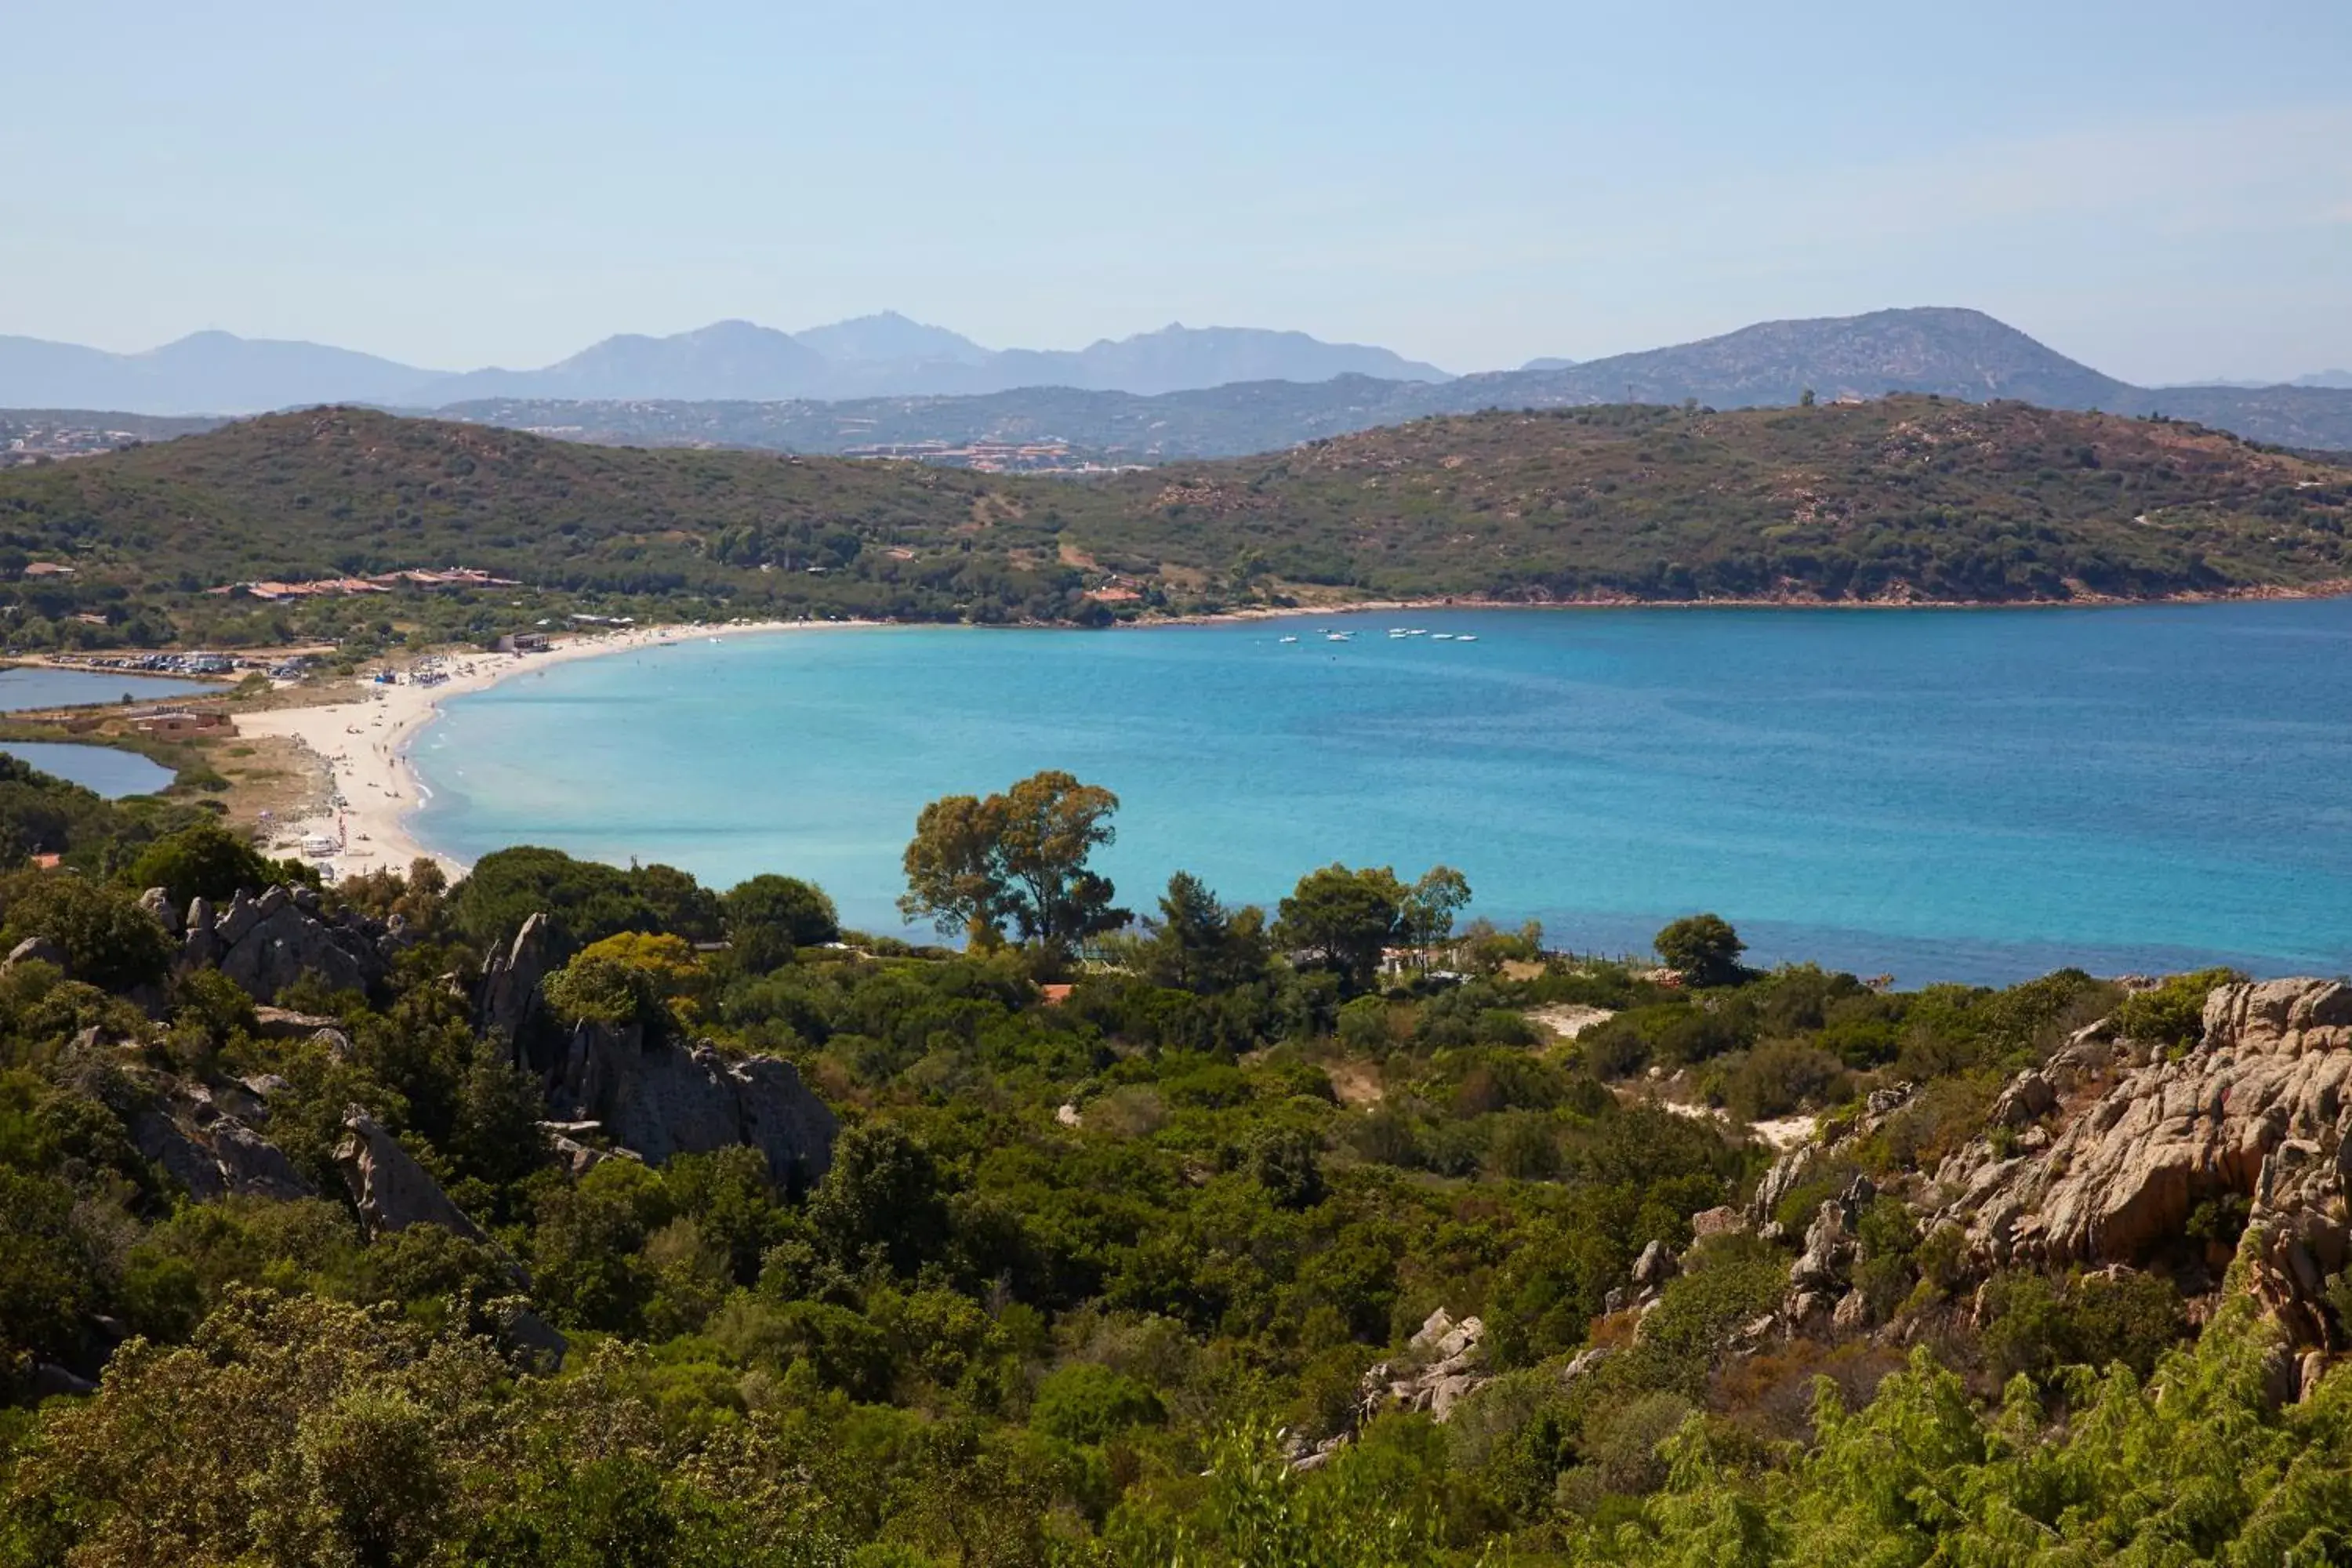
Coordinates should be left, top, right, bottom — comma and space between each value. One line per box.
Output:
0, 398, 2343, 651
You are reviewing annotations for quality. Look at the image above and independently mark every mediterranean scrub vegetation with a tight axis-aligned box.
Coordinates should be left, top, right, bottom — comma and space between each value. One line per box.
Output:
0, 397, 2346, 653
0, 763, 2348, 1563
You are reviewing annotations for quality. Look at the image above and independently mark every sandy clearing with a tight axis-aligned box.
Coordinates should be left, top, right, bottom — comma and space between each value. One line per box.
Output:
1529, 1004, 1616, 1039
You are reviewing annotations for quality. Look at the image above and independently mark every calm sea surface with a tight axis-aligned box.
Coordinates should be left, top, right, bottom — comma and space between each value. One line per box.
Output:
412, 603, 2352, 985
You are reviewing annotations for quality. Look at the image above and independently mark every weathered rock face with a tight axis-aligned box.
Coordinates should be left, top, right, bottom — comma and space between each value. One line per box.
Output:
336, 1109, 488, 1243
543, 1121, 643, 1180
550, 1021, 836, 1189
1748, 1083, 1915, 1231
476, 913, 553, 1054
161, 888, 403, 1003
1363, 1308, 1490, 1422
1632, 1239, 1681, 1291
137, 887, 179, 933
130, 1085, 311, 1202
1294, 1308, 1493, 1468
5, 935, 67, 972
333, 1110, 568, 1367
1933, 978, 2352, 1345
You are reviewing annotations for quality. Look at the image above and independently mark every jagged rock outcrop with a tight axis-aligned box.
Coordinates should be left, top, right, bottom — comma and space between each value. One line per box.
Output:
160, 887, 406, 1003
1989, 1069, 2056, 1128
250, 1006, 341, 1040
1785, 1201, 1857, 1333
477, 913, 553, 1051
542, 1121, 642, 1179
137, 886, 179, 933
336, 1109, 489, 1243
1749, 1083, 1915, 1232
131, 1084, 312, 1202
335, 1110, 568, 1365
1294, 1307, 1492, 1470
1363, 1308, 1490, 1422
1607, 1239, 1688, 1315
1933, 978, 2352, 1345
549, 1020, 835, 1189
1632, 1239, 1681, 1291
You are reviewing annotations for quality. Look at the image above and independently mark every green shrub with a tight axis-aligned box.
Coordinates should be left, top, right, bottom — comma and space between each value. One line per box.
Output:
1247, 1126, 1327, 1209
1979, 1268, 2186, 1382
122, 820, 308, 908
1724, 1040, 1846, 1122
0, 873, 173, 991
2113, 967, 2241, 1047
1032, 1362, 1167, 1445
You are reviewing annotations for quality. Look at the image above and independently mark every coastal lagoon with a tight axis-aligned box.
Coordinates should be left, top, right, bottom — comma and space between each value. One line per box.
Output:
412, 601, 2352, 985
0, 667, 212, 711
0, 742, 175, 797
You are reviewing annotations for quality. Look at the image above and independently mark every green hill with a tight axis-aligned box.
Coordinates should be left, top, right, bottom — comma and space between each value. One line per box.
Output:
1079, 397, 2352, 603
0, 397, 2343, 648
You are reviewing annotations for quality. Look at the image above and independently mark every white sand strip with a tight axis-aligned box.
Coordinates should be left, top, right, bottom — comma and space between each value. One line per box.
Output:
235, 620, 862, 881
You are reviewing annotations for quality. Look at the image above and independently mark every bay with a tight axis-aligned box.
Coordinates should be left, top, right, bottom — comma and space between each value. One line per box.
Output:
412, 601, 2352, 986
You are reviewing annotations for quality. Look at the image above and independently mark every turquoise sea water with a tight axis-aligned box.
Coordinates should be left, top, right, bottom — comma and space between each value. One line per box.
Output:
412, 602, 2352, 986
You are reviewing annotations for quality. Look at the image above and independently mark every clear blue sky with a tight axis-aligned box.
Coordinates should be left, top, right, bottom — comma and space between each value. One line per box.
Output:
3, 0, 2345, 381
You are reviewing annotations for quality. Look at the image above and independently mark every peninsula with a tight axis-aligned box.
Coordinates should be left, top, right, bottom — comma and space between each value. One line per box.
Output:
0, 397, 2341, 662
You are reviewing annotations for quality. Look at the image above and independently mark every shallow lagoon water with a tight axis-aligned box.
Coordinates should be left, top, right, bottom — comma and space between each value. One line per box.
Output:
0, 667, 212, 711
1, 742, 176, 797
413, 601, 2352, 985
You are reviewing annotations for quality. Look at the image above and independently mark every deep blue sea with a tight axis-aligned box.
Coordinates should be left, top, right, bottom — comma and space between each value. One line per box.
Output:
412, 602, 2352, 986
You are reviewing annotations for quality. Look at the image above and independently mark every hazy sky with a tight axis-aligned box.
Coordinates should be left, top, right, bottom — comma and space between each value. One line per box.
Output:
3, 0, 2346, 381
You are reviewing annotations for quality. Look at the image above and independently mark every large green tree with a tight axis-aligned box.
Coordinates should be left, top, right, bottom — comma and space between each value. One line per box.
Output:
120, 821, 310, 908
722, 875, 840, 973
1654, 913, 1747, 987
1272, 863, 1472, 995
1136, 872, 1271, 994
898, 771, 1126, 951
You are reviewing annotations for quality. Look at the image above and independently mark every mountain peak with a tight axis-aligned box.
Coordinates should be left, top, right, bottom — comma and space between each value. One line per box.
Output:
793, 312, 991, 366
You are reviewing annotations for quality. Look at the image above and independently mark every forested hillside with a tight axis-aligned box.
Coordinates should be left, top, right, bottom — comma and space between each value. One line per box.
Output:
2, 764, 2351, 1563
0, 398, 2344, 651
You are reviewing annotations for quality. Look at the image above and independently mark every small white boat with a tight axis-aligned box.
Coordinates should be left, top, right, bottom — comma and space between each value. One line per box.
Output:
1457, 634, 1479, 643
1278, 635, 1298, 644
1431, 633, 1454, 641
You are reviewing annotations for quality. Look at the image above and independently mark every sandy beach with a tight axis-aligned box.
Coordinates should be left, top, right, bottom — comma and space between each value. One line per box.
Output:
235, 620, 839, 882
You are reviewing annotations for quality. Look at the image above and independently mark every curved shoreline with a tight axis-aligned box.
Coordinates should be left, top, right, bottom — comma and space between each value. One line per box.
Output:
235, 619, 875, 880
236, 583, 2352, 884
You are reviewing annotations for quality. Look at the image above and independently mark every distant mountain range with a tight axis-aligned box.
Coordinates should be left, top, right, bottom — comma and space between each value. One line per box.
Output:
0, 313, 1450, 413
0, 331, 439, 416
5, 307, 2350, 456
434, 309, 2352, 458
